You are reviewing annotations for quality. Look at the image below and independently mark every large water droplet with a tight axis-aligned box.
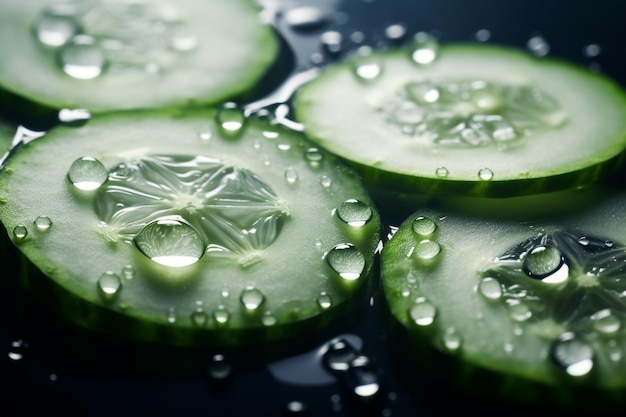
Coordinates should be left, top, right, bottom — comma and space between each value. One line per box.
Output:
33, 216, 52, 231
240, 287, 265, 311
337, 199, 373, 227
523, 245, 568, 283
68, 156, 108, 191
35, 5, 80, 47
59, 35, 106, 80
134, 216, 204, 267
551, 332, 594, 377
410, 32, 439, 65
409, 298, 437, 326
97, 271, 122, 299
411, 216, 436, 237
326, 243, 366, 281
414, 239, 441, 260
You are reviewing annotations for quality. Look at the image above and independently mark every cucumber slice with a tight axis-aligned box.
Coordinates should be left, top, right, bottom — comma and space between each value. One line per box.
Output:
380, 186, 626, 406
0, 109, 381, 350
0, 0, 279, 112
293, 42, 626, 198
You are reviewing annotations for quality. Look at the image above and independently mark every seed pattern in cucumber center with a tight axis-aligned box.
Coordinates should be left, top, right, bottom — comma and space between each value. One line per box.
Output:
83, 154, 289, 268
33, 0, 197, 79
481, 231, 626, 376
382, 79, 567, 147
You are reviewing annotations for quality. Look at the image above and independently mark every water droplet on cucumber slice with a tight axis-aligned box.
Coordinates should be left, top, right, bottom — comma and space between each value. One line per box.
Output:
0, 109, 381, 349
293, 43, 626, 198
0, 0, 280, 112
381, 187, 626, 398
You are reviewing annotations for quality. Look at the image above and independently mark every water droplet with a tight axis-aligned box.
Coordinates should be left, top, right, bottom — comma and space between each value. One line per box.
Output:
317, 292, 332, 309
284, 167, 298, 184
326, 243, 366, 281
591, 309, 621, 334
8, 339, 27, 365
305, 147, 324, 165
35, 5, 80, 47
411, 216, 436, 237
284, 6, 329, 31
320, 30, 343, 55
474, 29, 491, 42
337, 199, 373, 227
320, 175, 332, 188
97, 271, 122, 299
409, 298, 437, 326
414, 239, 441, 260
410, 32, 439, 65
262, 312, 277, 326
442, 327, 462, 351
322, 338, 359, 372
551, 332, 594, 377
167, 308, 177, 324
33, 216, 52, 231
352, 46, 382, 81
343, 355, 381, 399
435, 166, 449, 178
478, 277, 502, 300
208, 354, 232, 380
384, 23, 407, 42
240, 287, 265, 311
216, 102, 245, 136
198, 131, 212, 141
478, 167, 494, 181
121, 265, 135, 279
134, 216, 205, 267
59, 35, 106, 80
583, 43, 601, 58
578, 236, 590, 246
12, 225, 28, 240
286, 401, 308, 415
508, 300, 532, 322
527, 35, 550, 56
68, 156, 108, 191
169, 34, 198, 52
191, 309, 209, 327
523, 245, 568, 283
213, 306, 230, 325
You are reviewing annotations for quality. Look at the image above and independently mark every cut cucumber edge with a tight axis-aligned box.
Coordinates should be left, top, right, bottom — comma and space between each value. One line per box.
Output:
293, 42, 626, 198
0, 109, 381, 350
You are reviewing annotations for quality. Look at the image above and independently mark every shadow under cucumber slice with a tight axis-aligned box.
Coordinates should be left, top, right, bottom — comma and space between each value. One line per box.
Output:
0, 109, 381, 351
380, 186, 626, 409
293, 42, 626, 198
0, 0, 280, 113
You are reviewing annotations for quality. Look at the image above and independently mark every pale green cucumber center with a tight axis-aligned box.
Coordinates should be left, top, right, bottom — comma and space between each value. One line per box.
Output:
34, 0, 198, 79
381, 79, 566, 149
69, 153, 289, 268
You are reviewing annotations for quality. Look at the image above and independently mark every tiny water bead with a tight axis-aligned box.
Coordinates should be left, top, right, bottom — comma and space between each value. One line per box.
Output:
551, 332, 594, 377
352, 48, 383, 82
442, 327, 462, 352
343, 356, 381, 399
409, 298, 437, 326
68, 156, 108, 191
284, 5, 329, 31
323, 339, 360, 373
305, 147, 324, 165
317, 292, 333, 309
507, 300, 532, 322
477, 276, 502, 300
411, 216, 436, 237
477, 167, 494, 181
191, 309, 209, 327
97, 271, 122, 299
413, 239, 441, 260
207, 354, 232, 380
59, 34, 107, 80
590, 309, 621, 334
213, 306, 230, 325
527, 35, 550, 57
284, 167, 298, 184
35, 4, 80, 47
435, 166, 449, 178
33, 216, 52, 231
320, 30, 343, 55
410, 32, 439, 65
240, 287, 265, 311
216, 102, 246, 135
336, 199, 373, 227
12, 225, 28, 240
326, 243, 366, 281
134, 216, 205, 267
523, 245, 568, 283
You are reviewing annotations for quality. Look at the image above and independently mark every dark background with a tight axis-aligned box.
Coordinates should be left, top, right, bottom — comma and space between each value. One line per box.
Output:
2, 0, 626, 416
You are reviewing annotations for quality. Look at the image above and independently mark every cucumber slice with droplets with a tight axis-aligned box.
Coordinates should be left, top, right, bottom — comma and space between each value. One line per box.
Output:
381, 186, 626, 407
0, 0, 279, 112
293, 42, 626, 198
0, 108, 381, 350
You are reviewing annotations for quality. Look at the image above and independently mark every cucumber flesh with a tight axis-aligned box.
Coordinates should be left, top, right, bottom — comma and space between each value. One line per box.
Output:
0, 108, 381, 349
381, 186, 626, 402
293, 42, 626, 197
0, 0, 280, 112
